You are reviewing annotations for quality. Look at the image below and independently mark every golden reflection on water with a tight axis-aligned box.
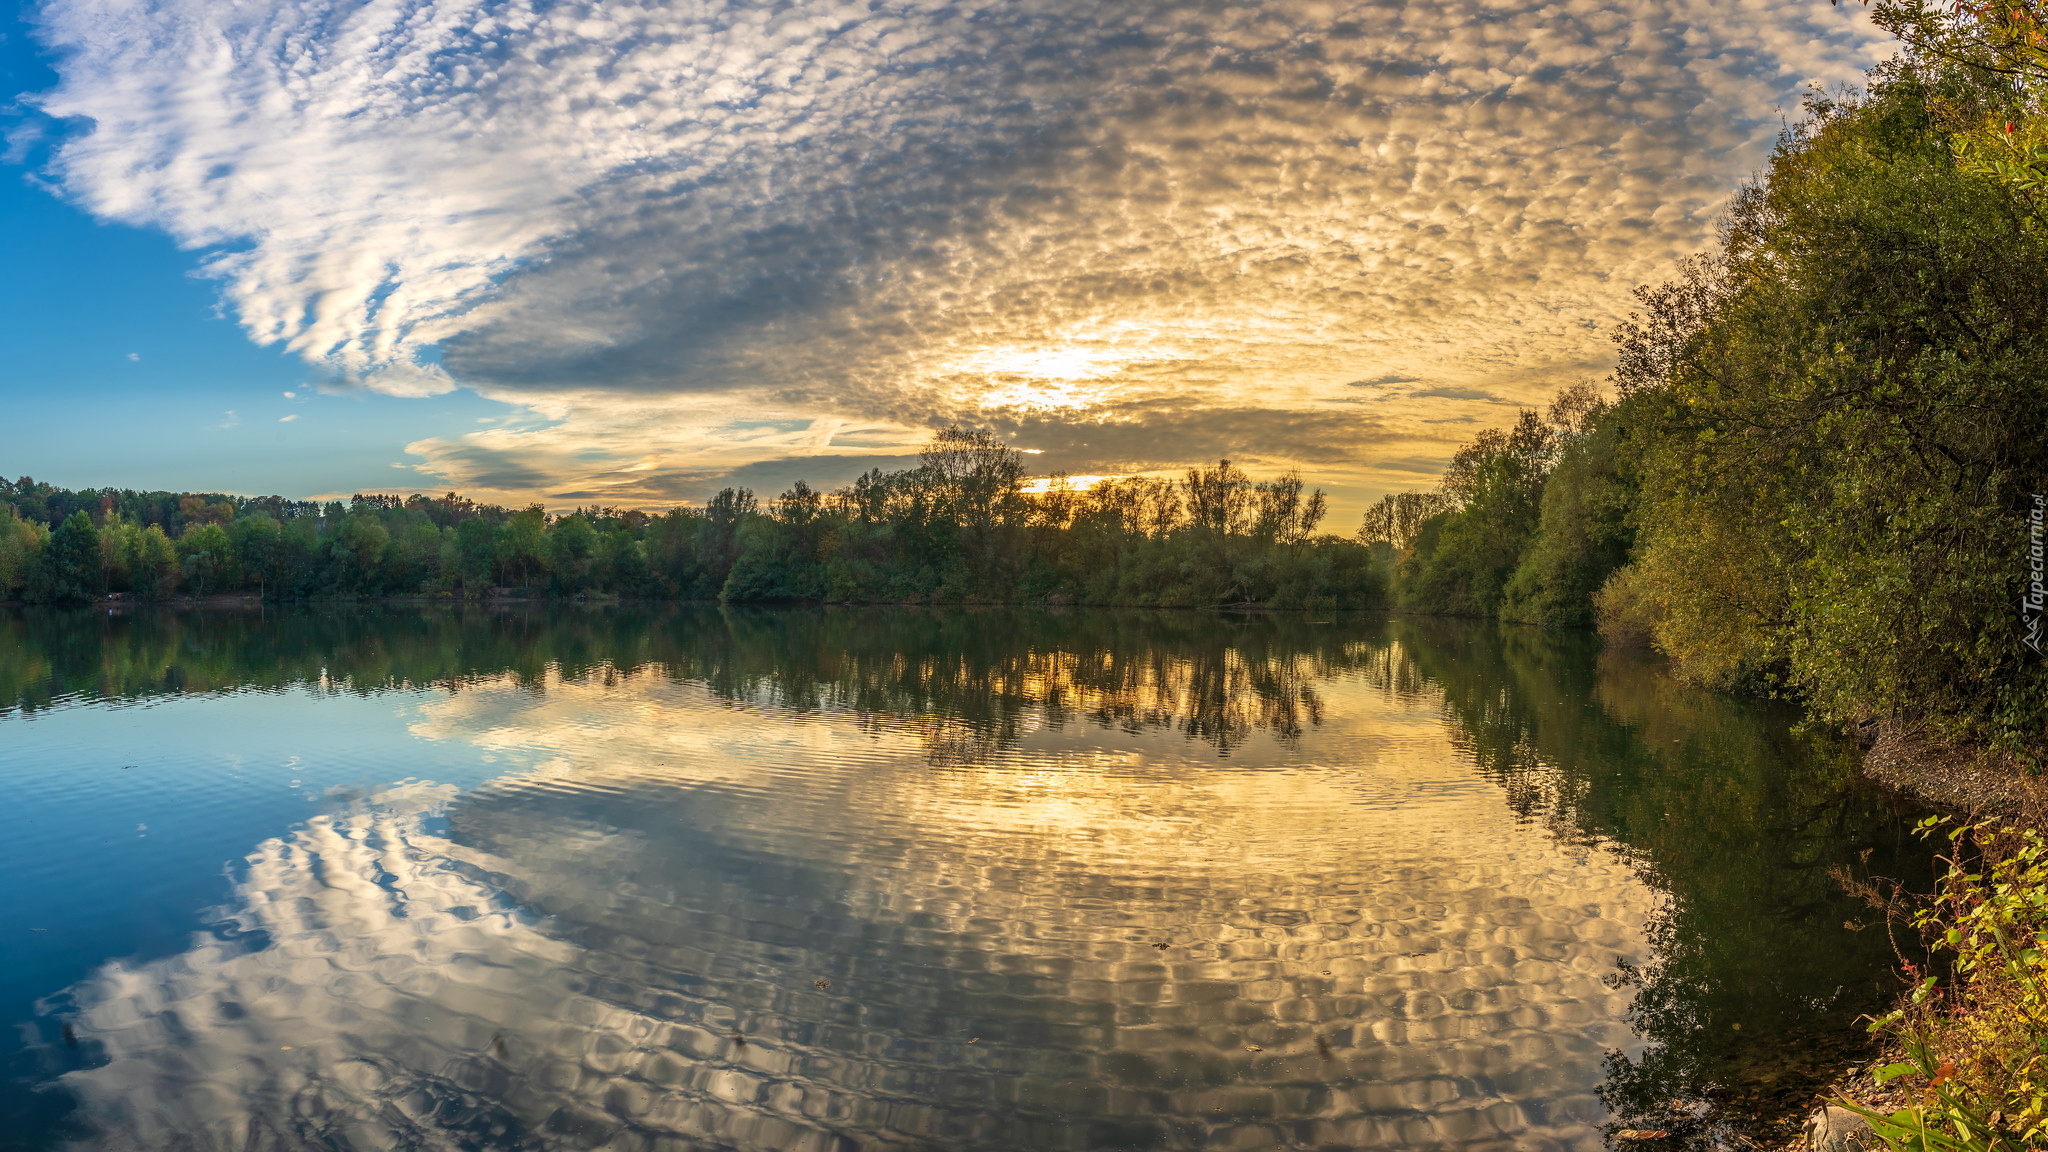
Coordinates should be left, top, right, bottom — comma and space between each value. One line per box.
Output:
56, 648, 1656, 1152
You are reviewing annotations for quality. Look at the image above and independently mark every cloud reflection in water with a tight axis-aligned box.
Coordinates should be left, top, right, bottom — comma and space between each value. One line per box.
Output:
56, 666, 1652, 1151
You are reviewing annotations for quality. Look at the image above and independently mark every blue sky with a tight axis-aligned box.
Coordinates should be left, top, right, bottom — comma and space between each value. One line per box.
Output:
0, 0, 1890, 513
0, 0, 508, 499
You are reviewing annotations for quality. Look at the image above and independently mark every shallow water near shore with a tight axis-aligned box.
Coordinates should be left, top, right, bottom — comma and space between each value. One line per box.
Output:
0, 606, 1932, 1151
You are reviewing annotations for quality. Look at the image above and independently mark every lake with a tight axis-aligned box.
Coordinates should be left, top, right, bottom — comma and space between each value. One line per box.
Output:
0, 606, 1931, 1151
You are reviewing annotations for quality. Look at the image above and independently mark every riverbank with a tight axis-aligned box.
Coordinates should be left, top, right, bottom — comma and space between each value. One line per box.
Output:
1861, 724, 2047, 831
1770, 733, 2048, 1152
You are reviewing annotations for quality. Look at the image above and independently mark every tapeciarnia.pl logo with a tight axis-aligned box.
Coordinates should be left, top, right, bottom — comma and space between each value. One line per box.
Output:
2027, 493, 2046, 656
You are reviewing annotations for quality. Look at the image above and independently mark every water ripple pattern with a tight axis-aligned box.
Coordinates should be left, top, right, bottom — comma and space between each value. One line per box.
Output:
54, 665, 1650, 1152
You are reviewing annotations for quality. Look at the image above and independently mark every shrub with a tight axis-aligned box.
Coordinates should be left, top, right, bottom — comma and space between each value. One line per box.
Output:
1845, 819, 2048, 1151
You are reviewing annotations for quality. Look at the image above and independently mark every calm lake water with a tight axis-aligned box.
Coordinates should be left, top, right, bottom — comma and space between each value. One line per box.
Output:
0, 606, 1930, 1152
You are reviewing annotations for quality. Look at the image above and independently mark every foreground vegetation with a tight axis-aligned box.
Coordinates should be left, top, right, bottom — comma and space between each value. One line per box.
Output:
0, 432, 1380, 610
1843, 819, 2048, 1152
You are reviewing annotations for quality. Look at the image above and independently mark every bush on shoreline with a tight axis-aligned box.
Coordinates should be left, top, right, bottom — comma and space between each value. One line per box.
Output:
1843, 818, 2048, 1152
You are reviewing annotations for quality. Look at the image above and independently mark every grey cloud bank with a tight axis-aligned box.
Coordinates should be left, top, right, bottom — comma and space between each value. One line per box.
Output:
31, 0, 1888, 506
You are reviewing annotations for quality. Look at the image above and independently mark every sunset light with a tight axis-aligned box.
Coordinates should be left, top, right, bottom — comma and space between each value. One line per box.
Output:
6, 4, 2040, 1148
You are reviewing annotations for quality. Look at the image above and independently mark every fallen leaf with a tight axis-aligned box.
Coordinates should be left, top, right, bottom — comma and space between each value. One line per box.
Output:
1245, 1045, 1262, 1053
1615, 1130, 1668, 1140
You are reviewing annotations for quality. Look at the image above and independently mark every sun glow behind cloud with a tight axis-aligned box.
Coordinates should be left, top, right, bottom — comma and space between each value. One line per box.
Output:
26, 0, 1893, 511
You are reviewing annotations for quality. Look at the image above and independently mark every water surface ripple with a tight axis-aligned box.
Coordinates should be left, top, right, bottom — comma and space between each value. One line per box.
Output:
0, 607, 1930, 1151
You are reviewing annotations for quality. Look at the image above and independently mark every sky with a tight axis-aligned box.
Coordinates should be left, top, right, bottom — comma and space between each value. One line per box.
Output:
0, 0, 1892, 518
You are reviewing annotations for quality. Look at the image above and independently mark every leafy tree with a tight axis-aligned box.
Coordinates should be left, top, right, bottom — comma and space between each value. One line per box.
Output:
0, 509, 48, 599
696, 489, 755, 591
1400, 409, 1557, 616
452, 518, 498, 593
547, 513, 598, 593
1500, 388, 1639, 628
1603, 52, 2048, 757
129, 524, 178, 599
177, 522, 240, 597
499, 506, 548, 588
26, 512, 103, 604
321, 513, 388, 594
229, 515, 284, 599
594, 526, 647, 593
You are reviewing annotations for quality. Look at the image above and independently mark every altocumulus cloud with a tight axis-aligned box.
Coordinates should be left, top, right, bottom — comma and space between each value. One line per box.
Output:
31, 0, 1887, 506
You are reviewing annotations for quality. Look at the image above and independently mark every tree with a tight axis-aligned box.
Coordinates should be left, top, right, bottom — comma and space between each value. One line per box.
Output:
498, 506, 548, 589
1184, 460, 1252, 535
1401, 410, 1558, 617
1601, 61, 2048, 756
547, 513, 598, 592
130, 525, 178, 599
0, 509, 47, 599
178, 522, 240, 597
1356, 491, 1449, 551
697, 489, 756, 590
1251, 471, 1328, 545
1500, 388, 1636, 628
230, 515, 284, 599
28, 511, 104, 604
453, 518, 498, 593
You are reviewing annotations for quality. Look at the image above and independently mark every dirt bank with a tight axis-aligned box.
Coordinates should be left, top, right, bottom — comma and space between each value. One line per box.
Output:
1862, 723, 2047, 830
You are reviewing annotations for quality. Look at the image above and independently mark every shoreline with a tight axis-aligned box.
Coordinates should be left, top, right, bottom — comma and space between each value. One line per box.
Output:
1768, 726, 2047, 1151
1860, 723, 2046, 830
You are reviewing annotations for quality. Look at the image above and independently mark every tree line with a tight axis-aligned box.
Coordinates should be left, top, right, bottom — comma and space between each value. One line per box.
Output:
0, 430, 1382, 611
1357, 0, 2047, 766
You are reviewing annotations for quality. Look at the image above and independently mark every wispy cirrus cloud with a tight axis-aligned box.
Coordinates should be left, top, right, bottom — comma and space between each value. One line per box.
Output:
29, 0, 1891, 509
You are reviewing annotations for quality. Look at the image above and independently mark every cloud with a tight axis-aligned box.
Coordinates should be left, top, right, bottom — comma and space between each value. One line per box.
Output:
31, 0, 1892, 507
1410, 386, 1509, 402
278, 414, 298, 423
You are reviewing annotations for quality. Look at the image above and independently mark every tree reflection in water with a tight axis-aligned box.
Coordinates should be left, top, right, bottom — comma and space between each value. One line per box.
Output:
1385, 619, 1933, 1144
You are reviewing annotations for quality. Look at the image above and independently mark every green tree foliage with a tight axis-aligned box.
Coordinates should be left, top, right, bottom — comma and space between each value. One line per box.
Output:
1365, 384, 1624, 624
177, 522, 240, 597
0, 508, 49, 600
26, 511, 99, 605
0, 431, 1383, 611
1600, 44, 2048, 758
1500, 387, 1640, 628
